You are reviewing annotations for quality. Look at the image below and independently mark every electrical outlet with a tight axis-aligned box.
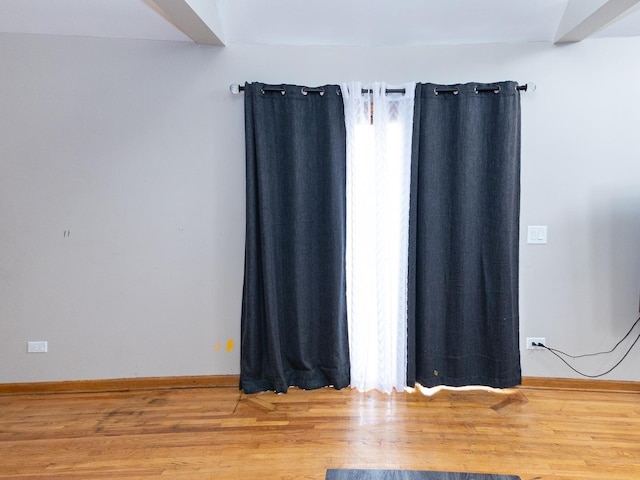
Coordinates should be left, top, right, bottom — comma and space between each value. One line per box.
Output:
526, 337, 546, 350
27, 341, 48, 353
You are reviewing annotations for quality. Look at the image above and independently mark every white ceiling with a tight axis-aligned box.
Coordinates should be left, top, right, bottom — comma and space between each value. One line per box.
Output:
1, 0, 640, 46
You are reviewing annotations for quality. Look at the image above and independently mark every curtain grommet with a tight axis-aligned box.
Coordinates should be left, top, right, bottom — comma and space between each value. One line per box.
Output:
474, 85, 501, 94
301, 87, 325, 96
434, 87, 459, 96
260, 88, 265, 95
280, 89, 286, 96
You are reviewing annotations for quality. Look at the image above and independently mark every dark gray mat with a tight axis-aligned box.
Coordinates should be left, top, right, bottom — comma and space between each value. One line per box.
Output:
325, 470, 520, 480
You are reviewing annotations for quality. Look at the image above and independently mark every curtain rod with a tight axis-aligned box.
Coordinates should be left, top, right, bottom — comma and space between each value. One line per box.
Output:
229, 83, 534, 95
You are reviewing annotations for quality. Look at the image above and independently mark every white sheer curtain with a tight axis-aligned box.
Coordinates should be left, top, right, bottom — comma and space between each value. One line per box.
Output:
341, 82, 416, 393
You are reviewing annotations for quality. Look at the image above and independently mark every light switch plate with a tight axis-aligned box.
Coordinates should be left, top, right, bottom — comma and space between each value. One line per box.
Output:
527, 225, 547, 244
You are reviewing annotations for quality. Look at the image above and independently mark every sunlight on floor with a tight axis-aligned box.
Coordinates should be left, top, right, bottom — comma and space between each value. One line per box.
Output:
407, 384, 518, 397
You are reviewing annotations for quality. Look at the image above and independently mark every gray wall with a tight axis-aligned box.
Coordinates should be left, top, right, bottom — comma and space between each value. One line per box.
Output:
1, 33, 639, 383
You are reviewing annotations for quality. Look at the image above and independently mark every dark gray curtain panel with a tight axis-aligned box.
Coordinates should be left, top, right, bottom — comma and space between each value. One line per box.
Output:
407, 82, 522, 389
240, 82, 350, 394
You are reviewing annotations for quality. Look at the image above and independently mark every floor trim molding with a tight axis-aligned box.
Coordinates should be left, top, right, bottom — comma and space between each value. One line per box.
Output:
1, 375, 638, 395
0, 375, 240, 395
520, 376, 640, 393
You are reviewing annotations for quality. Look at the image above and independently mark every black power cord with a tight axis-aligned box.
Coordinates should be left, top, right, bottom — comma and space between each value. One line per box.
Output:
533, 316, 640, 378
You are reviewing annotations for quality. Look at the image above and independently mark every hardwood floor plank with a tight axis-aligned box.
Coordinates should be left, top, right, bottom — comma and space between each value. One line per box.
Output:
1, 385, 639, 479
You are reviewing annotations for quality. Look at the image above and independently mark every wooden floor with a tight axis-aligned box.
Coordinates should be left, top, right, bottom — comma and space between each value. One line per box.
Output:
1, 384, 639, 479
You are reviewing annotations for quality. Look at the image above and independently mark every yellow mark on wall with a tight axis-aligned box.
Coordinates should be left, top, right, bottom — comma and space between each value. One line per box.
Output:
214, 343, 221, 352
226, 338, 235, 352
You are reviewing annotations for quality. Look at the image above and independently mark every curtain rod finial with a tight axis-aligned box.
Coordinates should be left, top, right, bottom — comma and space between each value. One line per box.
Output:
230, 83, 241, 95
